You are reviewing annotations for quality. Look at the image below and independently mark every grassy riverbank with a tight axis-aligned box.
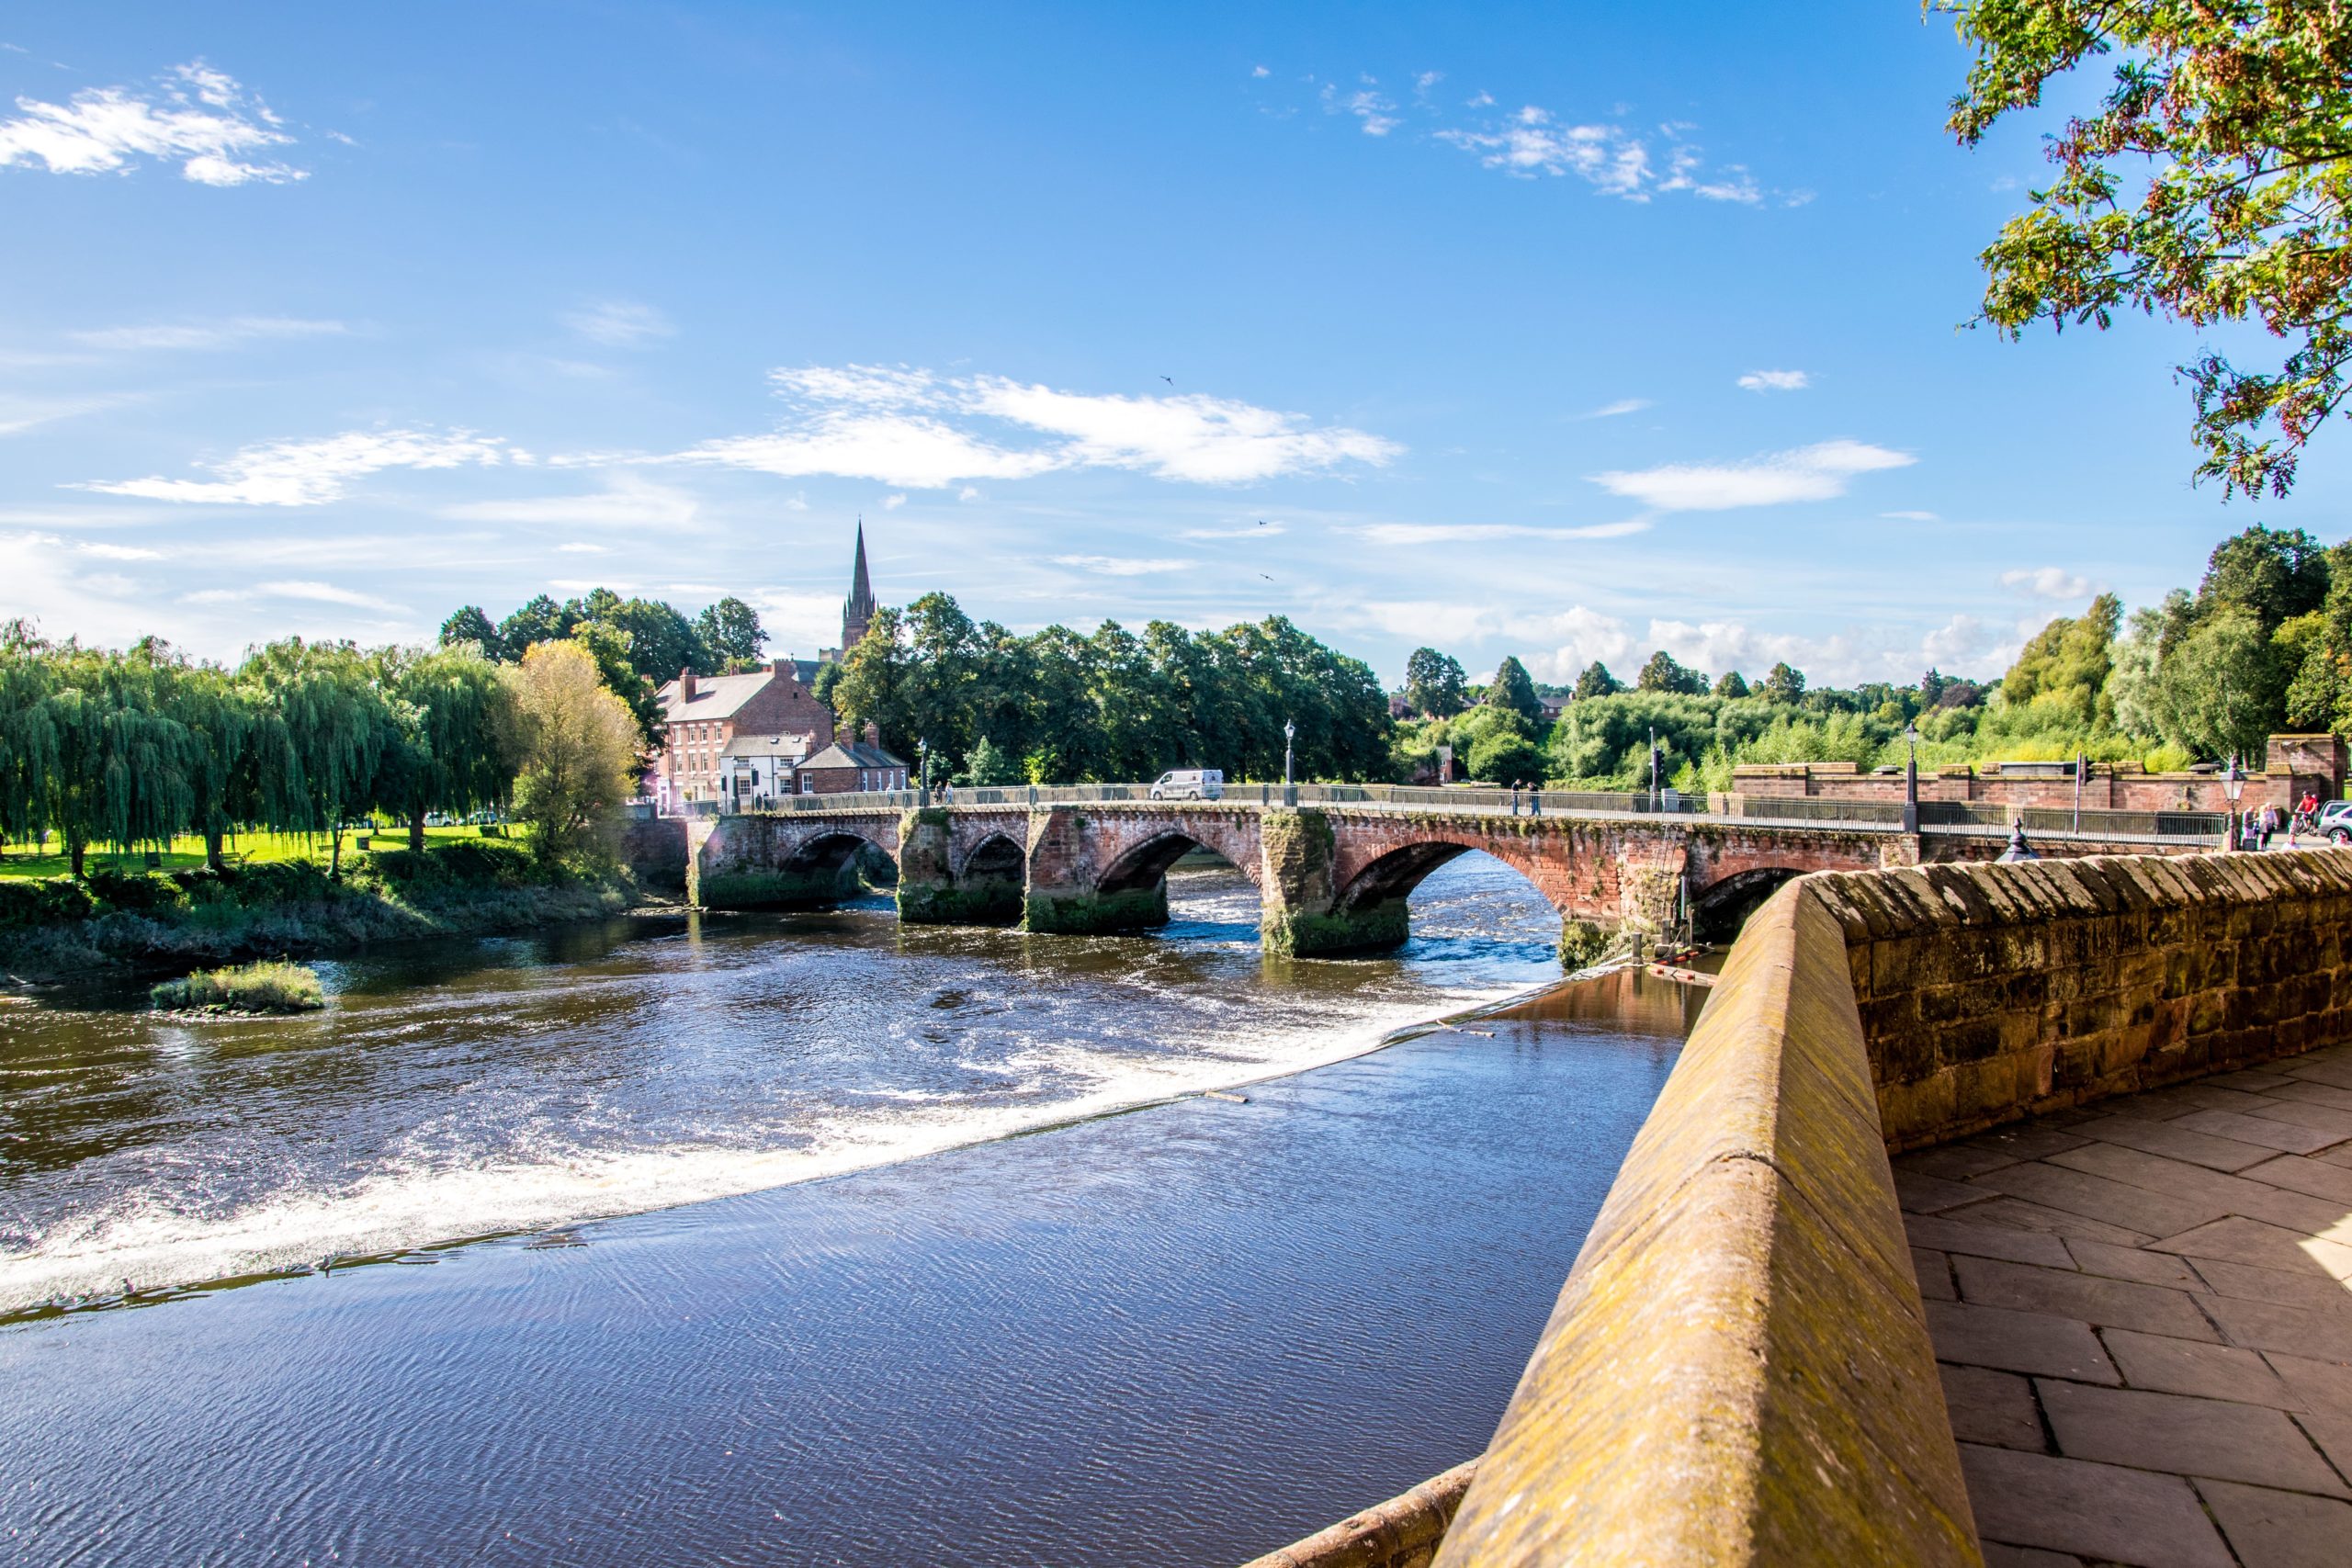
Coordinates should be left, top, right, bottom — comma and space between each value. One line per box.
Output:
0, 839, 641, 982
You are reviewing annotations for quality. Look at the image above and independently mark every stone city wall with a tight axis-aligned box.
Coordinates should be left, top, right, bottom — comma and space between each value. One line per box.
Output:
1808, 848, 2352, 1151
1733, 733, 2345, 816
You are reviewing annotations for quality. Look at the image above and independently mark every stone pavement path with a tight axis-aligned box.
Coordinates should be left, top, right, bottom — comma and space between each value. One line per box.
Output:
1898, 1041, 2352, 1568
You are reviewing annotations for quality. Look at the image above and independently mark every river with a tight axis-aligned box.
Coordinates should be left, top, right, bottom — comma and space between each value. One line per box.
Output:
0, 855, 1697, 1566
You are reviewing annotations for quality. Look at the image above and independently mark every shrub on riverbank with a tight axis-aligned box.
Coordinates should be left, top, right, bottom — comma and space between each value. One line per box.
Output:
0, 840, 639, 980
151, 961, 325, 1015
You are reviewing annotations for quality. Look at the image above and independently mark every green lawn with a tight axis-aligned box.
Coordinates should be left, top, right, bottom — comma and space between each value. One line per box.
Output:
0, 824, 505, 881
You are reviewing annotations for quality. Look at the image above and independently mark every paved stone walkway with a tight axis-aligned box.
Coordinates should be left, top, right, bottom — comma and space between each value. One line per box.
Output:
1897, 1042, 2352, 1568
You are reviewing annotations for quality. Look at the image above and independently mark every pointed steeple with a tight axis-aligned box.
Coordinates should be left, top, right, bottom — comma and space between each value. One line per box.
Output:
842, 518, 876, 652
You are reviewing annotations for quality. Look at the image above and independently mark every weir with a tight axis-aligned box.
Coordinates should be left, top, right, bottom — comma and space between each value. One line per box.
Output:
656, 795, 2215, 964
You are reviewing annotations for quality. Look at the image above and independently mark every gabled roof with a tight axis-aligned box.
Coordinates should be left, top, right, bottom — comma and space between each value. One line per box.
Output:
720, 732, 819, 760
800, 739, 907, 771
654, 660, 824, 722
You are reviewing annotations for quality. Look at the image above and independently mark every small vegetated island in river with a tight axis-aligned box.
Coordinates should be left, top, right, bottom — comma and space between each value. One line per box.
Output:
151, 960, 325, 1016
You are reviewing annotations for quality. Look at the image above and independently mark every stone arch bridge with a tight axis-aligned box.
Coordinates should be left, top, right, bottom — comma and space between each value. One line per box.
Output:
673, 802, 2035, 962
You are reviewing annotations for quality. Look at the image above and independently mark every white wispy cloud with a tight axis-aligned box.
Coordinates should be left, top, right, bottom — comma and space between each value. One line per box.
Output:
1347, 518, 1651, 546
1323, 79, 1399, 136
439, 471, 700, 528
1736, 368, 1809, 392
1509, 606, 2012, 690
1251, 65, 1271, 79
72, 316, 347, 351
1432, 107, 1758, 204
564, 299, 674, 346
0, 392, 140, 436
1882, 509, 1939, 522
183, 579, 406, 613
1590, 439, 1913, 512
1052, 555, 1192, 576
676, 363, 1399, 489
0, 62, 305, 186
1577, 397, 1651, 420
1180, 521, 1287, 538
83, 427, 509, 506
556, 542, 609, 554
880, 492, 906, 510
2001, 567, 2098, 601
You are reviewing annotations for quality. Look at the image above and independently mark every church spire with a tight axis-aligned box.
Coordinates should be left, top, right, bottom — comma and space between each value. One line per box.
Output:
842, 517, 876, 652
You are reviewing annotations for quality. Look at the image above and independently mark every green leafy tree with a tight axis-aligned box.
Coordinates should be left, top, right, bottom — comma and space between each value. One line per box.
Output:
2195, 525, 2329, 632
694, 597, 768, 671
1573, 660, 1623, 700
1483, 655, 1545, 727
832, 607, 916, 757
1637, 649, 1709, 695
241, 638, 396, 878
1466, 729, 1544, 786
1714, 670, 1750, 699
374, 643, 519, 851
956, 736, 1022, 786
1760, 661, 1807, 704
496, 594, 569, 657
2142, 606, 2284, 762
1403, 647, 1469, 717
1944, 2, 2352, 495
2002, 592, 2120, 726
438, 606, 503, 658
563, 621, 662, 750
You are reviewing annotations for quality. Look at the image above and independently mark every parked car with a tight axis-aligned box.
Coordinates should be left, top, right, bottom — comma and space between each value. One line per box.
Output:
1148, 769, 1224, 801
2317, 800, 2352, 843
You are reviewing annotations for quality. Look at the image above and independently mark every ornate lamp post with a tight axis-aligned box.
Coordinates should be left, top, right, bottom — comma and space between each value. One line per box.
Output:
2222, 756, 2245, 851
1902, 720, 1920, 833
917, 737, 931, 807
1283, 718, 1297, 807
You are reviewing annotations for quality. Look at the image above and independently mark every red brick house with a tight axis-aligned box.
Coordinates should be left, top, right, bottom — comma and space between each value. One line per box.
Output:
652, 659, 834, 808
795, 729, 909, 795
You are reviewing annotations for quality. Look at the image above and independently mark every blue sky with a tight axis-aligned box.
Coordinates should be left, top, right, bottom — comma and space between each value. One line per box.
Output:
2, 3, 2340, 688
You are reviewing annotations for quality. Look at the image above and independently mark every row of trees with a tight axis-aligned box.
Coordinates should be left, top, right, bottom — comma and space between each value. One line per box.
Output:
829, 595, 1394, 784
0, 626, 639, 875
1390, 525, 2352, 791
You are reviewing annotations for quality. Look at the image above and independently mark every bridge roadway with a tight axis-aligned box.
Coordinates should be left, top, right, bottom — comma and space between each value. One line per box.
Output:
672, 786, 2215, 964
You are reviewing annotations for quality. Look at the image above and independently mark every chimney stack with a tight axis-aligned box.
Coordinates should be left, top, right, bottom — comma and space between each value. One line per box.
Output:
862, 720, 879, 748
679, 666, 696, 700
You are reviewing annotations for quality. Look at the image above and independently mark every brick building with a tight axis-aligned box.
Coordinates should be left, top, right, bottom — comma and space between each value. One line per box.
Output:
796, 731, 910, 795
652, 660, 835, 808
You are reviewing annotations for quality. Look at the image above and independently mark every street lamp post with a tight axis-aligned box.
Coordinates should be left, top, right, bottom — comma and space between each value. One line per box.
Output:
1902, 720, 1920, 834
1648, 725, 1659, 812
917, 738, 930, 807
1283, 718, 1297, 807
2074, 750, 2086, 836
2222, 756, 2245, 851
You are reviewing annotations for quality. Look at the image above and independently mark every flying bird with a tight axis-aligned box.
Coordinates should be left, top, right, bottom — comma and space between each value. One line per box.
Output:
1160, 376, 1174, 387
1260, 573, 1273, 581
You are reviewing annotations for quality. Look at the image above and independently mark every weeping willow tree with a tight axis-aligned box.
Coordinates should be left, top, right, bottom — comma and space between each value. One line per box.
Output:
28, 643, 200, 877
373, 642, 518, 851
140, 641, 271, 870
0, 621, 59, 863
241, 637, 396, 878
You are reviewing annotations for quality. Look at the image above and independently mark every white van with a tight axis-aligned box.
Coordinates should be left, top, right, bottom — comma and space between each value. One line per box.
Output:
1148, 769, 1224, 801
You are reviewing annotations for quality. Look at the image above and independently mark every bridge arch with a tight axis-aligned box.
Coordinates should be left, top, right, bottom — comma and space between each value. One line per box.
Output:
1689, 866, 1805, 943
697, 823, 897, 909
1317, 837, 1570, 958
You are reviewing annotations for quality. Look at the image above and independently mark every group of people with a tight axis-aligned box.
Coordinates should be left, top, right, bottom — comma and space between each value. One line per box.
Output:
2243, 790, 2326, 850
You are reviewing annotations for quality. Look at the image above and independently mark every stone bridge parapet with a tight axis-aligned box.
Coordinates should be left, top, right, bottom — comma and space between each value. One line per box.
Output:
662, 801, 2212, 965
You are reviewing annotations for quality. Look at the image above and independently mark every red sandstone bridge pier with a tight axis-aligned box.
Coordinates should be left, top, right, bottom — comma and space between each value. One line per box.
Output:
629, 785, 2225, 964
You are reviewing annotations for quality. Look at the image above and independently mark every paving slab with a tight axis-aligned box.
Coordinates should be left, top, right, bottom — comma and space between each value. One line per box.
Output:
2195, 1479, 2352, 1568
1904, 1212, 2076, 1269
1896, 1168, 1997, 1214
2266, 1352, 2352, 1417
2099, 1328, 2304, 1410
1956, 1444, 2232, 1568
1951, 1197, 2155, 1247
2049, 1142, 2352, 1235
2265, 1078, 2352, 1112
2171, 1109, 2346, 1155
2294, 1406, 2352, 1481
1953, 1256, 2218, 1341
2069, 1113, 2279, 1173
2152, 1214, 2352, 1283
2205, 1068, 2305, 1093
1939, 1362, 2045, 1451
2036, 1380, 2347, 1496
1912, 1247, 1956, 1301
2245, 1099, 2352, 1140
1899, 1143, 2028, 1181
2197, 1292, 2352, 1363
1969, 1124, 2094, 1162
2187, 1255, 2352, 1315
1971, 1161, 2227, 1239
2238, 1152, 2352, 1205
1980, 1548, 2083, 1568
2283, 1058, 2352, 1092
1926, 1300, 2120, 1382
2064, 1237, 2204, 1292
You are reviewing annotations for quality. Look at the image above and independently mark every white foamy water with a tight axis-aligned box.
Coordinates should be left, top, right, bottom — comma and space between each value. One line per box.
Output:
0, 859, 1564, 1314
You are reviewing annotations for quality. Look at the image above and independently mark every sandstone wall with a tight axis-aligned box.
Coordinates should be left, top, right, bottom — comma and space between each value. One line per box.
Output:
1805, 849, 2352, 1151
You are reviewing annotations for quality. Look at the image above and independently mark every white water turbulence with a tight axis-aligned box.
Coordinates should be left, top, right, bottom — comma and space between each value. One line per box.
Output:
0, 855, 1567, 1315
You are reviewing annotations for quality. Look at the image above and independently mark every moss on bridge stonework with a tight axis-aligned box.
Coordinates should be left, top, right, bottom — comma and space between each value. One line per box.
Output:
695, 869, 855, 909
1266, 898, 1412, 958
1023, 884, 1170, 934
900, 882, 1024, 926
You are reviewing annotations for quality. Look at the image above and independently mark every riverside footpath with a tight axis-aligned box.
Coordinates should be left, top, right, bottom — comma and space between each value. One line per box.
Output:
1244, 848, 2352, 1568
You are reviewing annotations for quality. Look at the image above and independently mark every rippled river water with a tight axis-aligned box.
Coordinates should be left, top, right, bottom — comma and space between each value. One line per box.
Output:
1, 856, 1697, 1566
